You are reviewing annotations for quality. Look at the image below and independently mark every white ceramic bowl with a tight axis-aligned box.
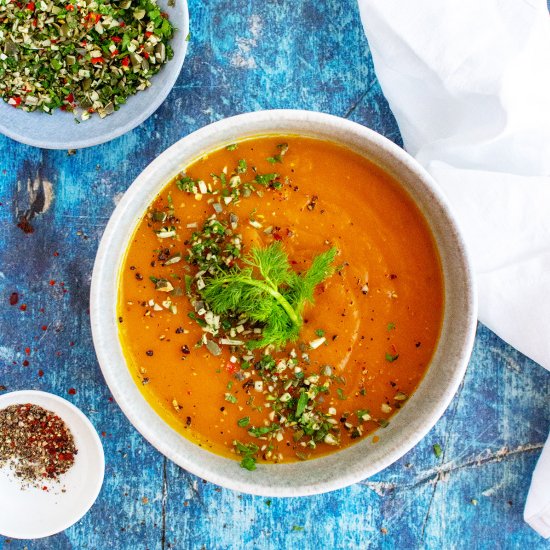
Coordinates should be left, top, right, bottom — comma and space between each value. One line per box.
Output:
91, 110, 477, 496
0, 390, 105, 539
0, 0, 188, 150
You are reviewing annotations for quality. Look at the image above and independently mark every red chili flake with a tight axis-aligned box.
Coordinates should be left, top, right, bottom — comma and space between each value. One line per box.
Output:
25, 347, 30, 356
69, 341, 75, 347
42, 486, 48, 491
121, 56, 130, 67
68, 388, 76, 395
49, 280, 56, 286
53, 251, 59, 257
108, 397, 113, 402
9, 292, 19, 306
22, 360, 29, 367
38, 370, 44, 377
17, 215, 34, 233
225, 361, 238, 375
20, 304, 27, 311
101, 431, 106, 437
41, 325, 48, 331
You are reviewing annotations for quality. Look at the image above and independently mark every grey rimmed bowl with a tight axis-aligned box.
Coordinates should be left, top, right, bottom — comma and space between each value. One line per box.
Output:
90, 110, 477, 496
0, 0, 188, 150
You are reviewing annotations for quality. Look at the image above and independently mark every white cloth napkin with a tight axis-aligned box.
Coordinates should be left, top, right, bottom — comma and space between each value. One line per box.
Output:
357, 0, 550, 537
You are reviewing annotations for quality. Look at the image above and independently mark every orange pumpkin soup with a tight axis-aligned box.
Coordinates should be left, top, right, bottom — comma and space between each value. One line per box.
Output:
118, 136, 444, 469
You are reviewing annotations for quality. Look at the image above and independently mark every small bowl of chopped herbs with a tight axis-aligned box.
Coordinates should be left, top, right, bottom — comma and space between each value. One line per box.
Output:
0, 0, 189, 149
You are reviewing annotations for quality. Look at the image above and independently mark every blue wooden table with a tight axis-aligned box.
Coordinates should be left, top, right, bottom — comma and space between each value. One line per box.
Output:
1, 1, 549, 548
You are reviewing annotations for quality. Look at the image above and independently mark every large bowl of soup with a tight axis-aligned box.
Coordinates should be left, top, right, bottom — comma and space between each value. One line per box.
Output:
90, 110, 477, 496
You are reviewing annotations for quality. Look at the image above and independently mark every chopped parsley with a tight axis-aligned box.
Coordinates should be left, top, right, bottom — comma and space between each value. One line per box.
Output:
0, 0, 175, 120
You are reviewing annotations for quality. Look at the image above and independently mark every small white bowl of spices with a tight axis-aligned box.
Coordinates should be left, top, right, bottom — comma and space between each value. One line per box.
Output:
0, 390, 104, 540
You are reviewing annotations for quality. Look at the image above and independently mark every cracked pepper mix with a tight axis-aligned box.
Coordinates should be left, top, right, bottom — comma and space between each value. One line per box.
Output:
0, 403, 77, 487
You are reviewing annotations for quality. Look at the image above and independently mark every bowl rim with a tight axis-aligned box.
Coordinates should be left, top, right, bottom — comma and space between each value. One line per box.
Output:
0, 0, 189, 150
90, 109, 478, 496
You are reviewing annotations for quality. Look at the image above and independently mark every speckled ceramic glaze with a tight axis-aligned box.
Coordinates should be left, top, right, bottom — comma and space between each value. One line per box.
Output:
90, 110, 477, 496
0, 0, 188, 150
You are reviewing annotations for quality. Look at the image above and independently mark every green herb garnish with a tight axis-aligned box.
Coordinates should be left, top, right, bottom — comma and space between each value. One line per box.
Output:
433, 443, 443, 458
234, 441, 259, 471
295, 392, 309, 417
237, 417, 250, 428
200, 242, 337, 349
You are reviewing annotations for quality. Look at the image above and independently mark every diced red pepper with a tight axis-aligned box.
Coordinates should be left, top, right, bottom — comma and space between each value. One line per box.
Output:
10, 96, 22, 107
26, 2, 35, 10
112, 36, 121, 43
91, 57, 104, 64
121, 56, 130, 67
143, 51, 149, 59
112, 49, 119, 55
145, 31, 153, 38
65, 4, 74, 10
225, 361, 238, 375
65, 93, 74, 103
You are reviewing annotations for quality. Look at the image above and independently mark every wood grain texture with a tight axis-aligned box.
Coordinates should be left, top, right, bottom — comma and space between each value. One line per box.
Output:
0, 0, 549, 548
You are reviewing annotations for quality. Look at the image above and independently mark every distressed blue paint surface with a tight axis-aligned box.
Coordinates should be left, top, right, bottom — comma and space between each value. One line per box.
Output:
0, 0, 549, 548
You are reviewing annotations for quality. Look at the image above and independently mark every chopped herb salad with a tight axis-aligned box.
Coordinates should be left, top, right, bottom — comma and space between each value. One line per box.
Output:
0, 0, 175, 119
